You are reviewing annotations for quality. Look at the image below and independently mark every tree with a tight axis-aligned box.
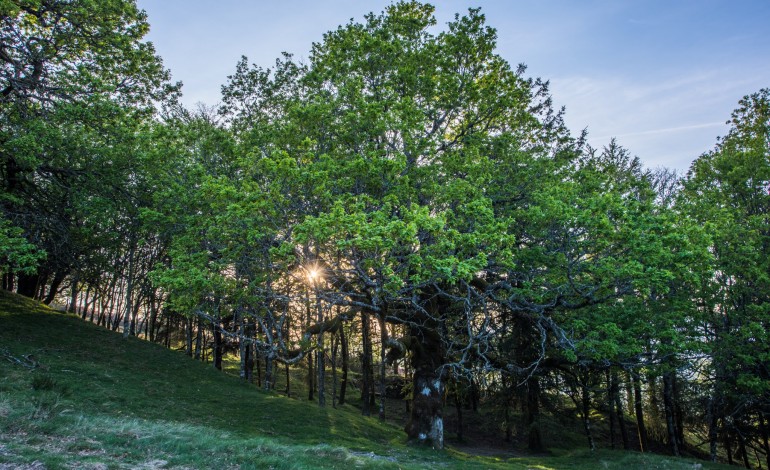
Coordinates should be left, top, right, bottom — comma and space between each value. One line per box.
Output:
1, 0, 176, 301
684, 88, 770, 463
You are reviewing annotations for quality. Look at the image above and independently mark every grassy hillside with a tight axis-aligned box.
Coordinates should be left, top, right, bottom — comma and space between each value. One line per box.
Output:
0, 290, 729, 469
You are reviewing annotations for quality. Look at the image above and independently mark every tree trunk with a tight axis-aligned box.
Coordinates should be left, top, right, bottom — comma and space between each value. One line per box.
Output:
708, 394, 719, 462
662, 371, 680, 456
122, 239, 136, 337
68, 274, 78, 313
43, 270, 66, 306
16, 272, 39, 298
264, 353, 274, 391
759, 413, 770, 470
361, 311, 372, 416
185, 316, 193, 356
194, 315, 202, 360
378, 313, 387, 421
633, 372, 649, 452
738, 430, 750, 469
339, 324, 348, 406
581, 377, 596, 451
526, 376, 544, 452
213, 318, 223, 371
316, 293, 325, 407
331, 331, 338, 407
608, 371, 617, 449
306, 291, 314, 401
404, 327, 445, 449
453, 379, 464, 441
613, 372, 631, 450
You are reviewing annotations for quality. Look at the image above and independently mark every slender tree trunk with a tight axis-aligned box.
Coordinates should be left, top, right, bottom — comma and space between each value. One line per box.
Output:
194, 315, 202, 360
331, 332, 338, 408
264, 353, 273, 391
378, 313, 387, 421
708, 394, 719, 462
306, 291, 314, 401
213, 315, 223, 371
122, 239, 136, 337
316, 292, 325, 407
613, 371, 631, 450
68, 274, 78, 313
633, 372, 649, 452
185, 316, 193, 356
581, 377, 596, 452
339, 324, 348, 406
361, 311, 372, 416
608, 371, 617, 449
453, 379, 464, 441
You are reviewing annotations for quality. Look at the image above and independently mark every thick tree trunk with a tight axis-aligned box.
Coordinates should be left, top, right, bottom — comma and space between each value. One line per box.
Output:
43, 270, 66, 305
16, 272, 39, 298
759, 413, 770, 470
526, 376, 544, 452
662, 371, 680, 456
405, 327, 445, 449
632, 372, 649, 452
738, 430, 750, 469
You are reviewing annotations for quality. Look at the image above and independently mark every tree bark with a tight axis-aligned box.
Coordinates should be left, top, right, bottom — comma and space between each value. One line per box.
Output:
404, 327, 445, 449
632, 372, 649, 452
526, 376, 544, 452
339, 324, 348, 406
662, 371, 680, 456
759, 413, 770, 470
613, 372, 631, 450
361, 311, 372, 416
581, 376, 596, 452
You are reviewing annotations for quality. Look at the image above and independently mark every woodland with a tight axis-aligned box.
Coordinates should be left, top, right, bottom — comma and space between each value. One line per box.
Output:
1, 1, 769, 467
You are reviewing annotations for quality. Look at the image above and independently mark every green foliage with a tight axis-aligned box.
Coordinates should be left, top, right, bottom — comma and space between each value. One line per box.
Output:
0, 218, 45, 274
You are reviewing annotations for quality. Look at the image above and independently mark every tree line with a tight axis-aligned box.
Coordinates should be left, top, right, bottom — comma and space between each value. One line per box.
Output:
2, 1, 769, 465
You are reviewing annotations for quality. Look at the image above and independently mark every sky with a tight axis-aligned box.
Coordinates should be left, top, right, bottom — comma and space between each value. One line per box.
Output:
136, 0, 770, 173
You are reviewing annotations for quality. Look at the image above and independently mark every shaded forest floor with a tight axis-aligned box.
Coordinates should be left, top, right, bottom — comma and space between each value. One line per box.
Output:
0, 290, 730, 469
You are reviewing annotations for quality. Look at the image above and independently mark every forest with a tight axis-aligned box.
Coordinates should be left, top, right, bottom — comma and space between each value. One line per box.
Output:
1, 0, 769, 467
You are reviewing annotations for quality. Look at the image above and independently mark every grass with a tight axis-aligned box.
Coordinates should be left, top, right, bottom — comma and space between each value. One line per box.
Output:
0, 290, 732, 469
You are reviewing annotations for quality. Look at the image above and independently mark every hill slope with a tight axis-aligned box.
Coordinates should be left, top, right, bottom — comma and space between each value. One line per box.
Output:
0, 290, 727, 469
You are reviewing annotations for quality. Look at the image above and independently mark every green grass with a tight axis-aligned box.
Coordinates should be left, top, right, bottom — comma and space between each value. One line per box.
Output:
0, 290, 731, 469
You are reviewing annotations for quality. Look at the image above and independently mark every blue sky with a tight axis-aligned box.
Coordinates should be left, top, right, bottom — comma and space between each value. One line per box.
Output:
136, 0, 769, 172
